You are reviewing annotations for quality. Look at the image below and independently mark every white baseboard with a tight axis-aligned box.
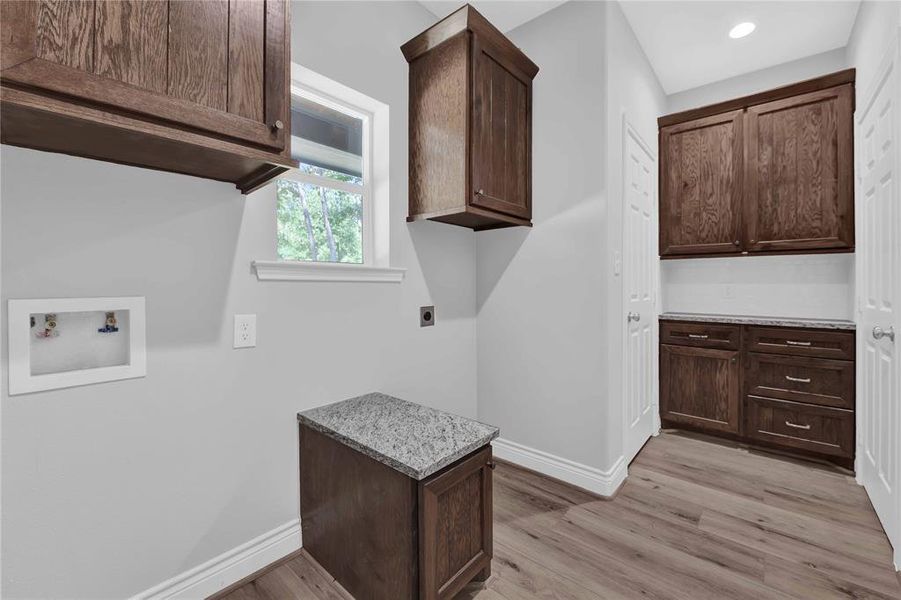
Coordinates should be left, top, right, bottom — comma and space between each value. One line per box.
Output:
130, 519, 301, 600
492, 438, 627, 497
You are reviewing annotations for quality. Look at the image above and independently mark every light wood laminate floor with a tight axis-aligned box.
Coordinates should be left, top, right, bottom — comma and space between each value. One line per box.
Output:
214, 431, 901, 600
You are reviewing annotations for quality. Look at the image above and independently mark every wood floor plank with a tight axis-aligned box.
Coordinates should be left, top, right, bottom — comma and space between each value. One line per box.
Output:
213, 432, 901, 600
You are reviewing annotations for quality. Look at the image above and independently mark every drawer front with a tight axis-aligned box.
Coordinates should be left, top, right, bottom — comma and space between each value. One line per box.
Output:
660, 321, 740, 350
745, 326, 855, 360
747, 354, 855, 409
745, 395, 854, 459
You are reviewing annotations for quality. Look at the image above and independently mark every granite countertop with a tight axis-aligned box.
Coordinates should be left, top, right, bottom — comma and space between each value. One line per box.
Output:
297, 392, 499, 480
659, 312, 856, 331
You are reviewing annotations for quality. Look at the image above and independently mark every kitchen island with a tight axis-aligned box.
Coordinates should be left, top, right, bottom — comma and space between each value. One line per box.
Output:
298, 393, 499, 600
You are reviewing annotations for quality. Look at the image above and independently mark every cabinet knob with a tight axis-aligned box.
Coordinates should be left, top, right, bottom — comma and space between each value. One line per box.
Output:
271, 120, 284, 132
733, 240, 740, 246
487, 461, 496, 470
475, 189, 485, 196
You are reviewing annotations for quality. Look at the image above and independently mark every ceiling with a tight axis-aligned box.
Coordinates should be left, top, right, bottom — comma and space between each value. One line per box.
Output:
418, 1, 565, 33
619, 1, 861, 94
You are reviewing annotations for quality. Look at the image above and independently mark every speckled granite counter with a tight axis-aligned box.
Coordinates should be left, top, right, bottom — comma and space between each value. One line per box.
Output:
297, 392, 499, 480
660, 312, 856, 330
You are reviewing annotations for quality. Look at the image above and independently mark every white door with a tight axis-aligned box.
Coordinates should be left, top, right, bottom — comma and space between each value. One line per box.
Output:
857, 37, 901, 569
623, 121, 657, 465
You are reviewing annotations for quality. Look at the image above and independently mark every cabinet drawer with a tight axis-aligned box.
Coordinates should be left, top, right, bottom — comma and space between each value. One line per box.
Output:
745, 396, 854, 459
745, 327, 855, 360
747, 354, 854, 410
660, 321, 740, 350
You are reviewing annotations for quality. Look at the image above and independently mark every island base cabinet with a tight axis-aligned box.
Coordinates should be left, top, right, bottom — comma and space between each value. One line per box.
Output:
299, 424, 494, 600
420, 447, 493, 600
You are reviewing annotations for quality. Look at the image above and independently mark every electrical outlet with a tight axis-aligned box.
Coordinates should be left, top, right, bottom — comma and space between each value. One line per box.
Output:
234, 314, 257, 348
420, 306, 435, 327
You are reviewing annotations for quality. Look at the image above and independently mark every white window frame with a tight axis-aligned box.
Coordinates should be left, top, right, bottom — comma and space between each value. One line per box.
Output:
253, 64, 403, 283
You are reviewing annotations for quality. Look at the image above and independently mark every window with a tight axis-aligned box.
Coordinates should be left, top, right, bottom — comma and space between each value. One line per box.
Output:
254, 65, 402, 283
278, 93, 366, 264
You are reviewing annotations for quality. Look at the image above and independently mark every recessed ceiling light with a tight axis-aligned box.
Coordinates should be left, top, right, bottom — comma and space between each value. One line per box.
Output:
729, 22, 756, 39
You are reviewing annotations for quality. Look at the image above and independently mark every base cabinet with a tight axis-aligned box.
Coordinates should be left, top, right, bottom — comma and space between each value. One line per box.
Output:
300, 424, 494, 600
660, 344, 741, 434
660, 319, 856, 469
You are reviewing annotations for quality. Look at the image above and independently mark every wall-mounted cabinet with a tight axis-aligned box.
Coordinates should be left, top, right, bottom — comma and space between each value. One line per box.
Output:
1, 0, 295, 193
401, 4, 538, 230
659, 70, 855, 258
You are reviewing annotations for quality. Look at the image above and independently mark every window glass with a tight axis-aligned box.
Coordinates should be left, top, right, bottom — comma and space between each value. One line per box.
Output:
277, 179, 363, 264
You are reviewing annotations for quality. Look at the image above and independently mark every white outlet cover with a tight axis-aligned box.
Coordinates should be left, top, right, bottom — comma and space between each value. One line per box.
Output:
234, 314, 257, 349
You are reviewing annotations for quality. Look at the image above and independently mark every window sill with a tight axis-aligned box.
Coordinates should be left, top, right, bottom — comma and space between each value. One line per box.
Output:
252, 260, 406, 283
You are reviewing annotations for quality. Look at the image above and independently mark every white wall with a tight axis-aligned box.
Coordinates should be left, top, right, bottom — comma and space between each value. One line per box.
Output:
662, 254, 855, 319
846, 0, 901, 96
477, 1, 609, 469
603, 1, 667, 467
477, 1, 665, 474
0, 2, 477, 598
667, 48, 848, 113
661, 44, 854, 320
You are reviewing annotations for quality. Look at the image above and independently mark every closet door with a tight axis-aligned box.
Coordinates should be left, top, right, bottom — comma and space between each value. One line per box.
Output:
659, 110, 744, 256
745, 84, 854, 252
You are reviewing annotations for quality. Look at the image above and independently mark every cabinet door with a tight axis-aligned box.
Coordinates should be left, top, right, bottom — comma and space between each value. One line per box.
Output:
660, 344, 741, 433
420, 446, 493, 600
1, 0, 287, 151
745, 84, 854, 252
471, 36, 531, 220
660, 110, 744, 256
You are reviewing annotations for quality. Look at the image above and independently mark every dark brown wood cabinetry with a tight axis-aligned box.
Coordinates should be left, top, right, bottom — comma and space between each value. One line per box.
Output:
402, 4, 538, 230
659, 70, 855, 258
1, 0, 294, 193
660, 319, 855, 469
300, 424, 493, 600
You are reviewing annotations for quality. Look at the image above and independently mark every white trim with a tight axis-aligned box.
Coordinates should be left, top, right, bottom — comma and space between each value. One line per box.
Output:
130, 520, 301, 600
253, 260, 405, 283
282, 165, 363, 196
8, 297, 146, 395
492, 438, 628, 497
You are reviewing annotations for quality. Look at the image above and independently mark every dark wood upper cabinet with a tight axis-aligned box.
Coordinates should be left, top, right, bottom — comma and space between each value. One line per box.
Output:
660, 110, 744, 256
745, 84, 854, 252
658, 69, 855, 258
402, 4, 538, 231
1, 0, 294, 193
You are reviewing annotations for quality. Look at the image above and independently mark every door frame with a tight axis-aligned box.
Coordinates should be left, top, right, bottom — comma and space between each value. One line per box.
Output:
621, 113, 661, 466
854, 27, 901, 571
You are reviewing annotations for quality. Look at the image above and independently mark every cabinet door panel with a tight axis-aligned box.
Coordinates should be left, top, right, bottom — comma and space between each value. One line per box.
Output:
660, 344, 740, 433
660, 110, 743, 256
94, 0, 167, 94
420, 447, 493, 600
471, 39, 531, 220
228, 0, 265, 122
35, 0, 94, 71
746, 84, 854, 252
168, 0, 229, 111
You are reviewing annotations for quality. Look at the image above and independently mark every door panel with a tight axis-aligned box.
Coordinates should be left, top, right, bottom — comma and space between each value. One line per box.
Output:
94, 0, 167, 94
420, 447, 493, 600
471, 38, 531, 220
746, 84, 854, 252
660, 344, 740, 433
35, 0, 94, 71
167, 0, 229, 111
623, 124, 657, 464
857, 42, 900, 566
659, 110, 743, 256
228, 0, 265, 121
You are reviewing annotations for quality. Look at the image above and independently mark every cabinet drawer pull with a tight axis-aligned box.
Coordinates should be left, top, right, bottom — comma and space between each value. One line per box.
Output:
785, 375, 812, 383
785, 420, 812, 430
785, 340, 812, 347
688, 334, 709, 339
